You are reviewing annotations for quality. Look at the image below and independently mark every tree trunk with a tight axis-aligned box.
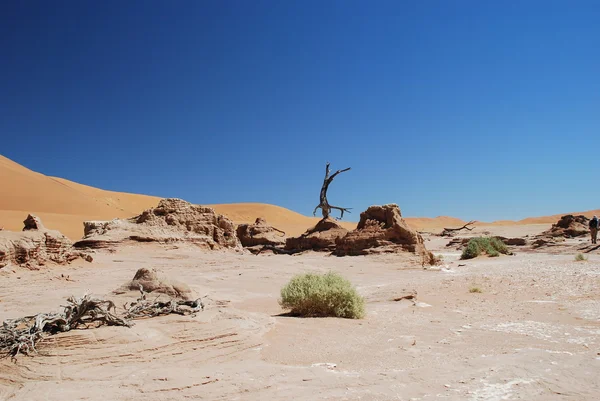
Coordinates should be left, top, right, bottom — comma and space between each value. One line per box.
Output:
313, 162, 351, 219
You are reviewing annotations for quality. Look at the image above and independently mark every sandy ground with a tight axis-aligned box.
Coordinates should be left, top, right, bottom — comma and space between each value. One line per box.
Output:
1, 224, 599, 400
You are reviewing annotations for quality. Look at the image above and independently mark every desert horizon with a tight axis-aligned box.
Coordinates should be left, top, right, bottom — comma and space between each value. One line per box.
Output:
3, 3, 600, 400
2, 154, 598, 240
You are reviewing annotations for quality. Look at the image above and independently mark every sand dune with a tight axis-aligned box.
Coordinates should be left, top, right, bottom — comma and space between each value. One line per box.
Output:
1, 154, 597, 240
0, 155, 161, 239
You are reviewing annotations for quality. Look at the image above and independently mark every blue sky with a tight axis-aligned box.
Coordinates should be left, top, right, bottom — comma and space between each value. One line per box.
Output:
1, 1, 599, 221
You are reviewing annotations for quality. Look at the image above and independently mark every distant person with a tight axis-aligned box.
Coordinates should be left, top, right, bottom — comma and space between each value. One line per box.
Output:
589, 216, 599, 244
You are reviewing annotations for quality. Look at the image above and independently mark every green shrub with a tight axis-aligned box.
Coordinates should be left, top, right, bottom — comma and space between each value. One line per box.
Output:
469, 286, 482, 293
461, 237, 510, 260
575, 253, 586, 262
279, 272, 365, 319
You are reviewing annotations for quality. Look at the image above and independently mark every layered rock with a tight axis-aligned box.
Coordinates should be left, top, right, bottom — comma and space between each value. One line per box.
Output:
0, 215, 92, 268
237, 218, 286, 247
114, 267, 193, 300
74, 198, 241, 250
335, 204, 435, 265
285, 217, 350, 252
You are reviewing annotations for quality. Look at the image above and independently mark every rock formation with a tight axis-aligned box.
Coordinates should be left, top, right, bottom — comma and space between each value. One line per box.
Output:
74, 198, 241, 250
285, 217, 350, 252
237, 218, 286, 247
0, 215, 92, 269
495, 236, 527, 246
114, 267, 193, 300
528, 215, 590, 251
541, 215, 589, 238
23, 214, 45, 231
335, 204, 435, 265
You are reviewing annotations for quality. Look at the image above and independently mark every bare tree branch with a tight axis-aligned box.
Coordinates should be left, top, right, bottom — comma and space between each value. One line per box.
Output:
441, 221, 476, 236
313, 162, 352, 219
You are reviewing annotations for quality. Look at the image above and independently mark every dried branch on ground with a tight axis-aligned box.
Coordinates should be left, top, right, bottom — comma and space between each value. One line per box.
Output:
123, 286, 204, 319
1, 289, 203, 359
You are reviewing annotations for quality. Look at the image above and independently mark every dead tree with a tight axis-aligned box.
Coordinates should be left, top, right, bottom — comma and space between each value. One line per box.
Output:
441, 221, 475, 237
313, 162, 351, 219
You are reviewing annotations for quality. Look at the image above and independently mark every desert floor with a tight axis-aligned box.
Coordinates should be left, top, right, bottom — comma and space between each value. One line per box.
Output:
1, 224, 600, 401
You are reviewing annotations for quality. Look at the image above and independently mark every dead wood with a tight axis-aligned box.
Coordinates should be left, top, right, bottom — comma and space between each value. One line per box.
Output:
441, 221, 475, 236
123, 286, 204, 319
392, 290, 417, 304
1, 289, 203, 359
313, 162, 351, 219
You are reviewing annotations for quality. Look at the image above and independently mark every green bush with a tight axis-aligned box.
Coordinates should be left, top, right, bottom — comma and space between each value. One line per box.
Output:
279, 272, 365, 319
575, 253, 586, 262
461, 237, 510, 260
469, 286, 483, 293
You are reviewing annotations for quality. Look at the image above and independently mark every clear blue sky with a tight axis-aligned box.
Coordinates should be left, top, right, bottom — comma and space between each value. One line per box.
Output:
1, 1, 599, 221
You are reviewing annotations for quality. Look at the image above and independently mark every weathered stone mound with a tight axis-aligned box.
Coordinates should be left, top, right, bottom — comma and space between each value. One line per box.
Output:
495, 236, 528, 246
335, 204, 435, 264
114, 267, 193, 300
237, 218, 286, 247
285, 217, 349, 252
0, 215, 92, 269
542, 215, 589, 238
74, 198, 241, 250
23, 214, 45, 231
528, 215, 589, 251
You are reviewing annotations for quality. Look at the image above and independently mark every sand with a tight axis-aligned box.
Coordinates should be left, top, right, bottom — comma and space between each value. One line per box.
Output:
2, 154, 599, 240
2, 154, 600, 399
1, 222, 599, 400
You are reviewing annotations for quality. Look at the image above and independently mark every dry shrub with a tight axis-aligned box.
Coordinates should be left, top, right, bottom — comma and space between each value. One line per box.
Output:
280, 272, 365, 319
461, 237, 509, 260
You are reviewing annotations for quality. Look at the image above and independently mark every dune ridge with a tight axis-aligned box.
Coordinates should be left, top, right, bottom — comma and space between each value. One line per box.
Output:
1, 154, 597, 239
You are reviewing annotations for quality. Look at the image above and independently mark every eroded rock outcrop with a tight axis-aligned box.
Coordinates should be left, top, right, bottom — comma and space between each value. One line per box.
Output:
74, 198, 241, 250
237, 218, 286, 247
495, 236, 528, 246
114, 267, 193, 300
23, 214, 45, 231
285, 217, 349, 252
542, 215, 589, 238
335, 204, 435, 265
0, 215, 92, 269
